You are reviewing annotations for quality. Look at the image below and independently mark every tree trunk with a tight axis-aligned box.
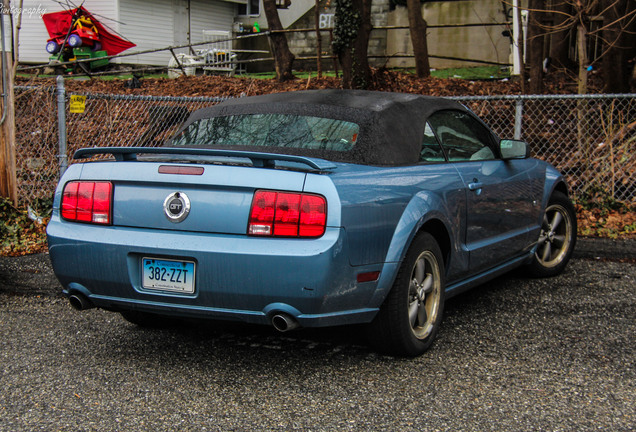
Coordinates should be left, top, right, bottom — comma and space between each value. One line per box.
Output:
334, 0, 372, 89
262, 0, 295, 81
548, 0, 573, 70
577, 23, 588, 94
601, 0, 635, 93
527, 0, 545, 94
406, 0, 430, 77
576, 21, 589, 165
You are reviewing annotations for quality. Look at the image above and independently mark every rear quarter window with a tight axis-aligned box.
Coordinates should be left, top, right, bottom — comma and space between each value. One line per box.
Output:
172, 114, 360, 152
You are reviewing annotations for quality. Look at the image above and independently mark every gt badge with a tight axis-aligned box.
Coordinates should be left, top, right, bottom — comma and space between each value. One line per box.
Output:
163, 192, 191, 223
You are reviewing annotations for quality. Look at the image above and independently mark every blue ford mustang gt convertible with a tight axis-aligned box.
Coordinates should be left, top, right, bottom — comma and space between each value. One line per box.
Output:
47, 90, 576, 356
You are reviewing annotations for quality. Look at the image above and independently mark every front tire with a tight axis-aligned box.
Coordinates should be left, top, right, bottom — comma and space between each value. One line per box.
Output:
368, 232, 445, 357
527, 191, 577, 277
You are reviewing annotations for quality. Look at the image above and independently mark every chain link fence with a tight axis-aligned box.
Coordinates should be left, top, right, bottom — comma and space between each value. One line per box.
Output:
13, 84, 636, 208
453, 94, 636, 204
15, 84, 229, 206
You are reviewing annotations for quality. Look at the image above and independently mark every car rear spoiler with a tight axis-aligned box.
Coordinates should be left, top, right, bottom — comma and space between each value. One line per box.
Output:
73, 147, 338, 171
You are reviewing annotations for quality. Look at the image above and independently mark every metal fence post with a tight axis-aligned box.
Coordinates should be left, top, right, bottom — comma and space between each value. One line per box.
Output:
514, 98, 523, 140
56, 75, 67, 177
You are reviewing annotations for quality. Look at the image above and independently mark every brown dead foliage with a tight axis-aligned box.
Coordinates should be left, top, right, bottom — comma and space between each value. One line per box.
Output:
577, 205, 636, 239
17, 68, 601, 98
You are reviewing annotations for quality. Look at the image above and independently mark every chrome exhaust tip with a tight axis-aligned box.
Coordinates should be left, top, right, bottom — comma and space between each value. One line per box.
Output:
271, 313, 300, 332
68, 293, 94, 311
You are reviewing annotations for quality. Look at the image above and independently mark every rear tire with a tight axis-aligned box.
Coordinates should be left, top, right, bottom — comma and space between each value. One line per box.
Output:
527, 191, 577, 277
368, 232, 445, 357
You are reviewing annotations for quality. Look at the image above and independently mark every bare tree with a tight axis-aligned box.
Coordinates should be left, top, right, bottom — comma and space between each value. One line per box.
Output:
262, 0, 295, 81
525, 0, 636, 93
527, 0, 546, 93
406, 0, 430, 77
599, 0, 636, 93
548, 1, 574, 70
332, 0, 372, 89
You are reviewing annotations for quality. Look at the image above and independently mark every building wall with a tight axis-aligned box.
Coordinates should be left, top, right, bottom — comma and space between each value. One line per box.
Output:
284, 0, 391, 70
239, 0, 510, 73
121, 0, 236, 65
190, 0, 236, 46
117, 0, 173, 65
386, 0, 512, 69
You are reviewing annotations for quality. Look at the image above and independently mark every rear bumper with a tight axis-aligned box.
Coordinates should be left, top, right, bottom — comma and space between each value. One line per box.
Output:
47, 216, 384, 327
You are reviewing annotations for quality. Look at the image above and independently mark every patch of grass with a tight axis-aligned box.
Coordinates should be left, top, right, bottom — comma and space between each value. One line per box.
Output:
391, 66, 510, 80
100, 73, 169, 80
241, 71, 339, 80
19, 65, 510, 82
17, 72, 170, 80
243, 67, 510, 81
430, 66, 510, 80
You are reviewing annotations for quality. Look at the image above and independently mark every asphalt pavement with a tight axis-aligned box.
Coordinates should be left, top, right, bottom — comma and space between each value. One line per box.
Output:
0, 238, 634, 431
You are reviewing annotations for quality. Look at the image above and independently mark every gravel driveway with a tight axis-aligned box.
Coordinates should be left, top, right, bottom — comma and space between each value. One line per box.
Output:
0, 238, 634, 431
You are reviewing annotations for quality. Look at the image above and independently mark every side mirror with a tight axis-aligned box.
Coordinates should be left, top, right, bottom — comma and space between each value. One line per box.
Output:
500, 139, 529, 159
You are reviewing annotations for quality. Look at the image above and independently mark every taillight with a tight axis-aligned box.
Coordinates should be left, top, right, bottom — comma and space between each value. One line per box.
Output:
61, 181, 112, 225
248, 190, 326, 238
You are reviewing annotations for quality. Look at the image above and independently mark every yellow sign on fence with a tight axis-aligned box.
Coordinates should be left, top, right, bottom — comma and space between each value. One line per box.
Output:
69, 95, 86, 114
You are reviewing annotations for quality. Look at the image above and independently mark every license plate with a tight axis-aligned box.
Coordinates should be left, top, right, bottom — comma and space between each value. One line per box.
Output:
142, 258, 195, 293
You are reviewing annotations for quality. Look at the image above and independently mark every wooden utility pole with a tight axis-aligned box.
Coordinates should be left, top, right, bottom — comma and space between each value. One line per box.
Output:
0, 1, 17, 205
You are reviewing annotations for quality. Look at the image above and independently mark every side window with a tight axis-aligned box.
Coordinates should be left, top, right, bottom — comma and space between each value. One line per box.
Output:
427, 110, 496, 162
420, 122, 446, 162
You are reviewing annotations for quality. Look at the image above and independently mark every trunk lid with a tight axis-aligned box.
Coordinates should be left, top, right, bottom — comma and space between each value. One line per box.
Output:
74, 156, 314, 235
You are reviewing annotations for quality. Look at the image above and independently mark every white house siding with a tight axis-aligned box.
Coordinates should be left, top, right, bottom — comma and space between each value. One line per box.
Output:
189, 0, 235, 45
16, 0, 117, 63
117, 0, 175, 65
119, 0, 237, 66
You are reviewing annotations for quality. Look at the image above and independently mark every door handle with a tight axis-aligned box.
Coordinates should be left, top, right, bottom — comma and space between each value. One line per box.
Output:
468, 181, 483, 191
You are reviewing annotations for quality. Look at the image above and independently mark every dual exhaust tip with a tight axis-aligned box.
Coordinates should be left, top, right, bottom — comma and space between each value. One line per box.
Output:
271, 313, 299, 332
69, 294, 300, 333
68, 293, 94, 311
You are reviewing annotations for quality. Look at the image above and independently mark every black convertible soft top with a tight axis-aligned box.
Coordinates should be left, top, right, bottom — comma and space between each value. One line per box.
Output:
169, 90, 467, 166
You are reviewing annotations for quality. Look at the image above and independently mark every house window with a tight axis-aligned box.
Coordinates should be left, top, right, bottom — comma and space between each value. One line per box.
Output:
238, 0, 260, 16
